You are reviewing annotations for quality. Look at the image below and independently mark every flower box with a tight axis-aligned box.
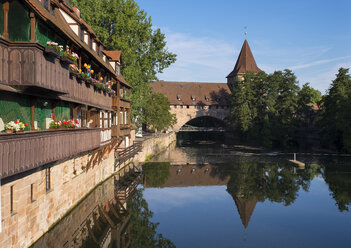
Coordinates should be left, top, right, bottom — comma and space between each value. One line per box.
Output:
69, 69, 80, 77
44, 46, 60, 57
5, 129, 13, 134
60, 55, 74, 64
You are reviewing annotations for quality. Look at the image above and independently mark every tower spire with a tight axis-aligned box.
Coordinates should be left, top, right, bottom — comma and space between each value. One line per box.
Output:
226, 40, 261, 89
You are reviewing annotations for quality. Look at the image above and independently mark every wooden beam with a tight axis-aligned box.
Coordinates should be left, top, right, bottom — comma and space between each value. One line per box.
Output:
108, 201, 122, 220
86, 220, 99, 245
92, 212, 102, 231
30, 12, 36, 42
3, 1, 9, 40
30, 97, 35, 130
92, 150, 101, 167
86, 149, 99, 171
98, 205, 116, 229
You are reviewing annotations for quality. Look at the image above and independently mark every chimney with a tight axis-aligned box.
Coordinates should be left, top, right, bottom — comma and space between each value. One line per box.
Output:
72, 7, 80, 18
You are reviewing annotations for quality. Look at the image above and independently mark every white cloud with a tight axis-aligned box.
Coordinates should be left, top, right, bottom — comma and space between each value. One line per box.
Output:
158, 29, 238, 82
289, 56, 351, 70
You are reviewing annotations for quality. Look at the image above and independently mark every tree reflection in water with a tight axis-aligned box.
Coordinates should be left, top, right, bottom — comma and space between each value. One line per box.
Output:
128, 189, 175, 248
323, 164, 351, 211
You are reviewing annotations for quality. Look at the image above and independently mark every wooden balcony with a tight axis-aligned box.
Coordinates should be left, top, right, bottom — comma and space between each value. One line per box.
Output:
0, 128, 100, 179
0, 39, 112, 110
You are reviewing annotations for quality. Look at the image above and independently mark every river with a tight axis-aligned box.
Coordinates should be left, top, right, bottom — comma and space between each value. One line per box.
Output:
31, 138, 351, 248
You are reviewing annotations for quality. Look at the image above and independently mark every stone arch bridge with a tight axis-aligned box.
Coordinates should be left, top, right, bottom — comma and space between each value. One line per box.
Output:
151, 81, 231, 132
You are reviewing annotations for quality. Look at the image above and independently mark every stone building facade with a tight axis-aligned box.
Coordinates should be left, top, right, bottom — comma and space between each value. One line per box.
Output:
0, 0, 136, 247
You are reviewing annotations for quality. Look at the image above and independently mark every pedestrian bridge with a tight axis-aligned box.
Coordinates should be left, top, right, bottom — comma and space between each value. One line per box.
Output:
151, 81, 231, 131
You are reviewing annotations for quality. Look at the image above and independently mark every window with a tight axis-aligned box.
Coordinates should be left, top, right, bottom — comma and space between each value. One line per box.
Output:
187, 105, 189, 109
119, 111, 123, 125
116, 64, 120, 75
30, 183, 36, 202
191, 96, 196, 101
10, 185, 15, 214
9, 0, 30, 42
174, 105, 177, 108
43, 0, 50, 11
80, 27, 84, 41
205, 96, 210, 102
177, 95, 182, 101
45, 167, 51, 192
180, 105, 183, 109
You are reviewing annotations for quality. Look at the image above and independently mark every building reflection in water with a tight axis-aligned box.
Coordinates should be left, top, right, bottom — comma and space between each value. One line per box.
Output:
31, 166, 142, 248
143, 160, 329, 229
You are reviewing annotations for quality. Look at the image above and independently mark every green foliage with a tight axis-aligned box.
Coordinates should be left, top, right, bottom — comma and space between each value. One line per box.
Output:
213, 161, 314, 206
318, 68, 351, 152
128, 189, 176, 248
297, 83, 322, 126
143, 162, 171, 188
144, 93, 176, 132
69, 0, 176, 123
230, 70, 300, 148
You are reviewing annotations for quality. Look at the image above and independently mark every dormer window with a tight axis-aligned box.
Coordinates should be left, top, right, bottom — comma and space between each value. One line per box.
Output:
115, 63, 120, 75
177, 95, 182, 101
205, 96, 210, 102
191, 96, 196, 101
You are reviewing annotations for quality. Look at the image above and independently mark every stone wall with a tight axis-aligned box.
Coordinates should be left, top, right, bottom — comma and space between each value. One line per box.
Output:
0, 131, 176, 248
0, 150, 116, 248
131, 131, 176, 165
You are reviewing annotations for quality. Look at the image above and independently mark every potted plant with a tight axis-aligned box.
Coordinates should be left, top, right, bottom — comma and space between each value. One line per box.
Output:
60, 46, 79, 65
45, 41, 62, 57
4, 120, 28, 133
69, 64, 79, 77
49, 120, 61, 129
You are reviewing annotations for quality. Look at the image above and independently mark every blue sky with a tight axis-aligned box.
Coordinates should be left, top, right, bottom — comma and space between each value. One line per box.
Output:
135, 0, 351, 94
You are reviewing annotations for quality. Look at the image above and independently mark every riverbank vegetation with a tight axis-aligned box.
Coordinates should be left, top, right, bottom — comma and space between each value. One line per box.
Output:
230, 68, 351, 152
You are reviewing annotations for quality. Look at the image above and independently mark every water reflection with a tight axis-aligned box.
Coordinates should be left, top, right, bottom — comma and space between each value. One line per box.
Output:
31, 166, 175, 248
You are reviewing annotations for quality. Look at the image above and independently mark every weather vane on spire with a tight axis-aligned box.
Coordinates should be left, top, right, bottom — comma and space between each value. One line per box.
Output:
244, 26, 247, 39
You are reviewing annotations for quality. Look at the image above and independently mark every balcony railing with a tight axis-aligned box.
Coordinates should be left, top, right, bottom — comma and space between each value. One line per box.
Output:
0, 39, 112, 110
0, 128, 100, 179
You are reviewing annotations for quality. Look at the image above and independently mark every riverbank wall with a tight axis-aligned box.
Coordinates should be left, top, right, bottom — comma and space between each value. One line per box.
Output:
0, 131, 176, 248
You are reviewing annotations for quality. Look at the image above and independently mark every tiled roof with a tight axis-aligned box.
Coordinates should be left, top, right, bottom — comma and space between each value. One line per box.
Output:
25, 0, 129, 87
104, 50, 122, 62
227, 39, 261, 78
151, 81, 230, 105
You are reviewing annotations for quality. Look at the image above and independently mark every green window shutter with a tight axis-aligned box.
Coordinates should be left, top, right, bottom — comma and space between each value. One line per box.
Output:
36, 19, 51, 46
36, 19, 67, 49
34, 99, 52, 130
8, 0, 30, 42
0, 92, 31, 131
55, 102, 71, 121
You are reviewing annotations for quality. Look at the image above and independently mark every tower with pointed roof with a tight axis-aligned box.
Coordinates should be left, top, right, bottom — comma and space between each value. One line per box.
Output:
227, 40, 261, 90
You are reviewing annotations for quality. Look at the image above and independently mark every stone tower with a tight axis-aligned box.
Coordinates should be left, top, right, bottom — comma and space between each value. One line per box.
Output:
226, 40, 261, 90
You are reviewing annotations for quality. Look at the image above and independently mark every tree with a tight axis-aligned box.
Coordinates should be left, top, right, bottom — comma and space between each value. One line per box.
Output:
144, 93, 176, 132
229, 70, 300, 148
318, 68, 351, 152
297, 83, 322, 127
69, 0, 176, 122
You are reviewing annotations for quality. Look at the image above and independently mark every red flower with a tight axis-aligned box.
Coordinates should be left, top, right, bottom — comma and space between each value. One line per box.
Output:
15, 121, 18, 124
75, 120, 79, 124
25, 123, 28, 127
